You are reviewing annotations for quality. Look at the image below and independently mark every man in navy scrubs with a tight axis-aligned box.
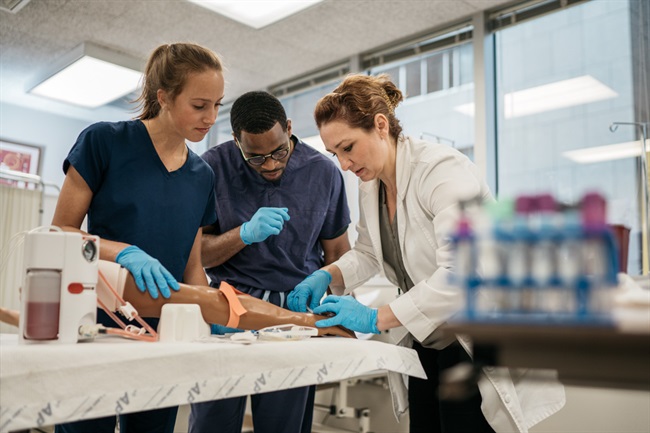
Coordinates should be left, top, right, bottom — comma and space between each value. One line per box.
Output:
191, 91, 351, 433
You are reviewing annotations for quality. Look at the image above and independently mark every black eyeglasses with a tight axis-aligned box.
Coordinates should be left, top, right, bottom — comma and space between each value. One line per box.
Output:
235, 137, 292, 166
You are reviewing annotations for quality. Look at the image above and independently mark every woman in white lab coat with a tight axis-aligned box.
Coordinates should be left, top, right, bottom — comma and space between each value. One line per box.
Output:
287, 73, 565, 433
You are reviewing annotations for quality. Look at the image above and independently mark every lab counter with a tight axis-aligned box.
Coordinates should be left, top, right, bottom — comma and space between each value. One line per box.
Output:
444, 321, 650, 391
0, 334, 425, 433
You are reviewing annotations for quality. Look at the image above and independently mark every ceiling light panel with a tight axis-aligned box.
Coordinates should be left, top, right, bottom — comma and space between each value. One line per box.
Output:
562, 140, 648, 164
0, 0, 31, 13
27, 43, 143, 109
187, 0, 323, 29
503, 75, 618, 119
454, 75, 618, 119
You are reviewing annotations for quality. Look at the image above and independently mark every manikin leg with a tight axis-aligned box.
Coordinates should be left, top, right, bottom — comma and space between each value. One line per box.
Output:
105, 263, 354, 338
0, 307, 19, 327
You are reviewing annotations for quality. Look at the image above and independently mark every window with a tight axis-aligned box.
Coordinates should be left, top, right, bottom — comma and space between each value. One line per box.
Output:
208, 107, 233, 150
494, 0, 643, 274
279, 81, 338, 139
370, 42, 475, 159
405, 60, 422, 98
426, 53, 444, 94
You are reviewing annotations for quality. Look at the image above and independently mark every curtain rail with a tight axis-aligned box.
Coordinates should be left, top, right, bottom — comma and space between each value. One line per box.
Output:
0, 169, 60, 192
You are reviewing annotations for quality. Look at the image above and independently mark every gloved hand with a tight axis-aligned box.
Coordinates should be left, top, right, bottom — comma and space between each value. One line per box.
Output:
313, 295, 380, 334
115, 245, 180, 300
240, 207, 290, 245
287, 270, 332, 312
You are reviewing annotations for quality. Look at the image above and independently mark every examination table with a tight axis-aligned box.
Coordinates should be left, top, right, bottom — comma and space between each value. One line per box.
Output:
0, 334, 425, 432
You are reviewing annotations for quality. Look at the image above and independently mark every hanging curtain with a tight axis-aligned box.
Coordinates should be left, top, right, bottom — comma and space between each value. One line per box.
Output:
0, 184, 40, 334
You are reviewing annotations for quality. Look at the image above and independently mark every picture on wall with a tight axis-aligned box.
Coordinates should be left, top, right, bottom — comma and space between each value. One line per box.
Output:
0, 139, 42, 189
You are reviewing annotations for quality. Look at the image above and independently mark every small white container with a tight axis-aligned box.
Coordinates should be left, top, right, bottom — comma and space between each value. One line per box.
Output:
157, 304, 210, 342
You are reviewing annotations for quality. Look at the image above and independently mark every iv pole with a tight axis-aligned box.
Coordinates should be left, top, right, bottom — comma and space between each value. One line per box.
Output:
610, 121, 649, 275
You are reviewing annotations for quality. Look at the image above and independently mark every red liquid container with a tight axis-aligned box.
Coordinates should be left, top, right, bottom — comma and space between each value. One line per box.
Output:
23, 270, 61, 340
25, 301, 60, 339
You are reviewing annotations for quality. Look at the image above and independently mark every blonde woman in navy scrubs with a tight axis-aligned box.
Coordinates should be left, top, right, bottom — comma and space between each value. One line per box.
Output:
52, 43, 224, 433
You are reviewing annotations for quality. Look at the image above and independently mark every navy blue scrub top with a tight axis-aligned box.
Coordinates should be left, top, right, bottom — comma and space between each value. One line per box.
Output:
201, 136, 350, 293
65, 120, 217, 281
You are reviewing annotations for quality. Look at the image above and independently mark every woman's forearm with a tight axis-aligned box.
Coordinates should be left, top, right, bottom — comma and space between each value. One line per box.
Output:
0, 307, 19, 327
322, 264, 346, 295
376, 304, 402, 331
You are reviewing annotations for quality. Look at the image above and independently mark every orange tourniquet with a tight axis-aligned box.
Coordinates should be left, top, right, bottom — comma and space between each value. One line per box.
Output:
219, 281, 248, 328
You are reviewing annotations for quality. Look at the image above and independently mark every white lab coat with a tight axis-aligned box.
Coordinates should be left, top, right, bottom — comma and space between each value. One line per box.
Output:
335, 136, 566, 432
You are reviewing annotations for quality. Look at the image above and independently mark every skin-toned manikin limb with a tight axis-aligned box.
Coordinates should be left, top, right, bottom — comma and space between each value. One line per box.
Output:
1, 262, 354, 338
1, 289, 354, 337
120, 274, 354, 338
0, 307, 19, 327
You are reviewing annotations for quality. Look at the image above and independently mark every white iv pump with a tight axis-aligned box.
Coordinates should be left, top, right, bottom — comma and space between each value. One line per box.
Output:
18, 229, 99, 344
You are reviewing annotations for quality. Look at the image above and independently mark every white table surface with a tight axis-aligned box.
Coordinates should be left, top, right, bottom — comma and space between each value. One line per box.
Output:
0, 334, 425, 432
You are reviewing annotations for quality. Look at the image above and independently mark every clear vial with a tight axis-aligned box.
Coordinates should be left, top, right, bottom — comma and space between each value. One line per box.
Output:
23, 270, 61, 340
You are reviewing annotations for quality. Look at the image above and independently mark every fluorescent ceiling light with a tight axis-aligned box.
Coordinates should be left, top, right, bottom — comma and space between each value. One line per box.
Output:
0, 0, 31, 13
562, 139, 649, 164
187, 0, 323, 29
504, 75, 618, 118
28, 43, 143, 109
454, 75, 617, 119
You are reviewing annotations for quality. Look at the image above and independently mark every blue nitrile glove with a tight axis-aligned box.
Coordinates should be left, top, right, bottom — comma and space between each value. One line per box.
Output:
240, 207, 290, 245
312, 295, 380, 334
211, 324, 245, 335
115, 245, 180, 300
287, 270, 332, 312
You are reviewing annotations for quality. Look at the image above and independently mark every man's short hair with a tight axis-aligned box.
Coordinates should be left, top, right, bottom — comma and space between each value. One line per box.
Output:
230, 91, 288, 140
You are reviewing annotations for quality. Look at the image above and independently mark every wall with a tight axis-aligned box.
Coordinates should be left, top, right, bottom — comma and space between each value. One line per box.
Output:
1, 101, 103, 190
1, 101, 106, 230
0, 101, 209, 225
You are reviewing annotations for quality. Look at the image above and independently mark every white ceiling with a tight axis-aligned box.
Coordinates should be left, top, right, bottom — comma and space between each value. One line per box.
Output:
0, 0, 515, 123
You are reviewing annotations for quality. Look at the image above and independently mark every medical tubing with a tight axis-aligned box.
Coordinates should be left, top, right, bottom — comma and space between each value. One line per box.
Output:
96, 297, 158, 341
97, 297, 128, 328
102, 327, 157, 342
78, 323, 105, 339
1, 226, 62, 276
124, 309, 157, 338
0, 231, 26, 276
98, 269, 157, 336
97, 269, 158, 340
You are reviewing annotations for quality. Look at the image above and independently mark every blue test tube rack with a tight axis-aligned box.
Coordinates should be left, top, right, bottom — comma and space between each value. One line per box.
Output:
450, 192, 619, 326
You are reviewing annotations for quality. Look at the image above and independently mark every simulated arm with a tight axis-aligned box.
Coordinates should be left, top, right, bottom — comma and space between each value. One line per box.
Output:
104, 261, 354, 338
0, 307, 19, 327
